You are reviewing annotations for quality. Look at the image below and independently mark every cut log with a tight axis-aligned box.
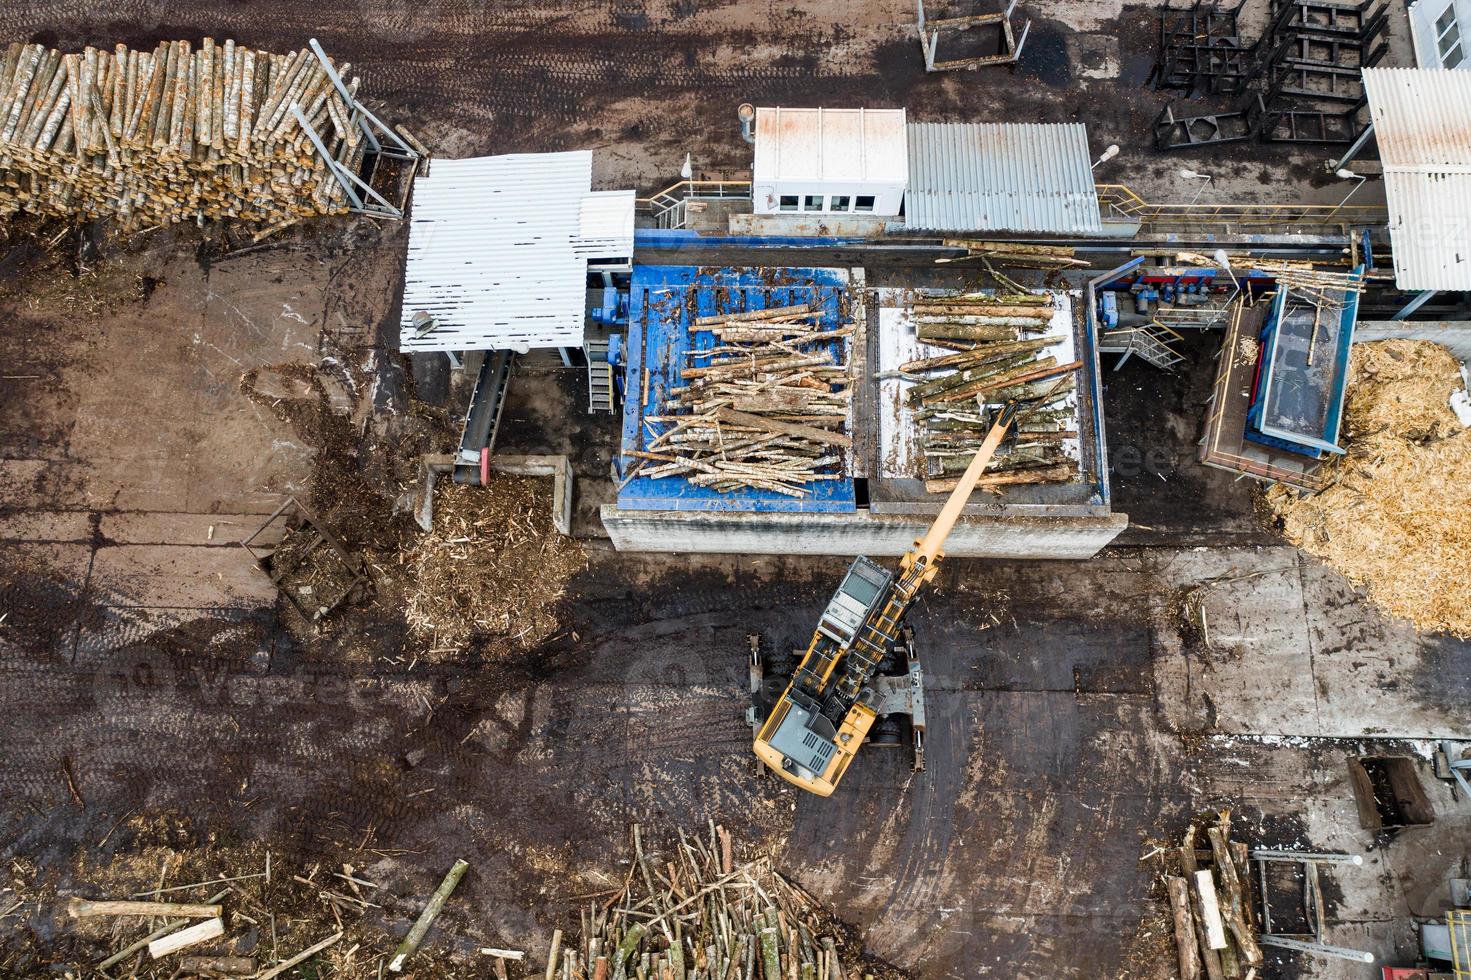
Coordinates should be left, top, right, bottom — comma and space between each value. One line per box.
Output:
1167, 876, 1204, 980
69, 898, 222, 919
1193, 870, 1228, 949
916, 322, 1024, 342
923, 462, 1075, 493
1208, 827, 1263, 967
714, 408, 850, 449
694, 304, 813, 326
148, 917, 224, 959
388, 858, 470, 972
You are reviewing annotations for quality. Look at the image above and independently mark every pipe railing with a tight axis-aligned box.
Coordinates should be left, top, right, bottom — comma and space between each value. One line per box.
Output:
1096, 183, 1387, 230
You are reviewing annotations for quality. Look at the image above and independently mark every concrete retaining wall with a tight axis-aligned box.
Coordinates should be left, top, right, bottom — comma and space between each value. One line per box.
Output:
1355, 321, 1471, 363
600, 506, 1129, 559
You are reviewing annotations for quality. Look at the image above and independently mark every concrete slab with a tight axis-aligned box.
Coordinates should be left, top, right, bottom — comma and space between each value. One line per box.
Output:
86, 544, 277, 609
99, 512, 266, 547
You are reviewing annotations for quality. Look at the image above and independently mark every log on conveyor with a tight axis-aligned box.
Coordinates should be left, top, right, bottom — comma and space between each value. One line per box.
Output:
632, 303, 851, 496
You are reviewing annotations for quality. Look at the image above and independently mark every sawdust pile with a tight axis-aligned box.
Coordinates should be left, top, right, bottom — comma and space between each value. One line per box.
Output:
402, 475, 586, 656
1266, 341, 1471, 636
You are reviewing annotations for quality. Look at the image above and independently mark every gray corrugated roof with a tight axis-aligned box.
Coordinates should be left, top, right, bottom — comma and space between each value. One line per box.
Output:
399, 152, 633, 353
1362, 68, 1471, 291
904, 122, 1102, 234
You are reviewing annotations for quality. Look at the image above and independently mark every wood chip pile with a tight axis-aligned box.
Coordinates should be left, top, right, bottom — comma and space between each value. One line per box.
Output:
0, 38, 377, 229
1157, 810, 1263, 980
557, 825, 890, 980
1266, 340, 1471, 637
898, 292, 1081, 494
631, 302, 852, 498
401, 477, 587, 657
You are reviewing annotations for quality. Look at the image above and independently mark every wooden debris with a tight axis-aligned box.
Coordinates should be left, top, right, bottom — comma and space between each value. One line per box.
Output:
565, 825, 871, 980
0, 38, 406, 231
257, 931, 343, 980
148, 917, 224, 959
1160, 813, 1265, 980
388, 858, 470, 972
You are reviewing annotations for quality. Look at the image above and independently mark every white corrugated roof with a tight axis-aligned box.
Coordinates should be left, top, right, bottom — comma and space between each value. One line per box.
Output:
399, 152, 634, 353
753, 107, 909, 184
1362, 68, 1471, 291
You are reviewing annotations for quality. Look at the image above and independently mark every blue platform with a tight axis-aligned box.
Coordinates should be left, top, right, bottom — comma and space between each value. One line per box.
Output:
1245, 269, 1362, 460
616, 265, 856, 513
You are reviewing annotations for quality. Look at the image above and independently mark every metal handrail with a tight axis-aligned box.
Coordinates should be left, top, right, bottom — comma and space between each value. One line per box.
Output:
1095, 182, 1387, 229
636, 178, 753, 211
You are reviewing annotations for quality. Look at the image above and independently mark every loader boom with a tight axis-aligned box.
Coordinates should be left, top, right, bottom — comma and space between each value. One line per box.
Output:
753, 404, 1018, 795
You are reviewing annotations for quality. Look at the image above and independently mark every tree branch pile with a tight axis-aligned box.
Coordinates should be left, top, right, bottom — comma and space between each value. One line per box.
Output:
550, 824, 902, 980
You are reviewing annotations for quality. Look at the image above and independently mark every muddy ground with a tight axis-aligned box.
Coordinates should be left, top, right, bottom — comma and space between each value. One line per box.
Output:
0, 1, 1463, 977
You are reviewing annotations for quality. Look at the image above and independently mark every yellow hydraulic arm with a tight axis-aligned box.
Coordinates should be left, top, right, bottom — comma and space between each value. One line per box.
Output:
753, 403, 1019, 796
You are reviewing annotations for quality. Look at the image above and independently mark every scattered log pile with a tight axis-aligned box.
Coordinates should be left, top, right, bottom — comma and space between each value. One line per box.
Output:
0, 38, 386, 231
896, 292, 1080, 493
553, 824, 883, 980
632, 302, 852, 497
1161, 811, 1264, 980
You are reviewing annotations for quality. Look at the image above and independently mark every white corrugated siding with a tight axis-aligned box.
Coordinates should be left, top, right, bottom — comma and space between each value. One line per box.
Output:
575, 190, 636, 262
400, 151, 631, 353
904, 122, 1102, 234
1362, 68, 1471, 291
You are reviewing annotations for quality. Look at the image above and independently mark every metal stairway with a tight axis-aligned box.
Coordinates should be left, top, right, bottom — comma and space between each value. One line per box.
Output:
1099, 322, 1186, 371
585, 337, 615, 413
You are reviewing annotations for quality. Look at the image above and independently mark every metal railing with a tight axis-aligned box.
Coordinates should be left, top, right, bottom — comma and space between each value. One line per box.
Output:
637, 179, 753, 230
1096, 183, 1387, 231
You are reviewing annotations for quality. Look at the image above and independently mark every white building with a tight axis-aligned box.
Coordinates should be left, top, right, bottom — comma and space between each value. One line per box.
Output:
1409, 0, 1468, 69
751, 107, 909, 218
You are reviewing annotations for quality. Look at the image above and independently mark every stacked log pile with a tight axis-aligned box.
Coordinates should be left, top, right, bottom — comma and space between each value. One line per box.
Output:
629, 303, 852, 497
0, 39, 377, 230
552, 825, 877, 980
1162, 811, 1264, 980
899, 292, 1081, 493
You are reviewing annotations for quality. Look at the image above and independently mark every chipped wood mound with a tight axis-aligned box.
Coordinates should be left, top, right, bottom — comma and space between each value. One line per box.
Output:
401, 477, 587, 656
635, 302, 851, 498
1266, 341, 1471, 637
0, 39, 377, 229
553, 825, 899, 980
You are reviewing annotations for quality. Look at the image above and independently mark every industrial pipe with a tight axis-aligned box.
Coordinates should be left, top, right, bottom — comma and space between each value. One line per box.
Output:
738, 103, 756, 144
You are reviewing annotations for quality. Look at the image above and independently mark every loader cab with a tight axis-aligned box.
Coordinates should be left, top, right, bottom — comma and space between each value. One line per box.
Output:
817, 557, 893, 646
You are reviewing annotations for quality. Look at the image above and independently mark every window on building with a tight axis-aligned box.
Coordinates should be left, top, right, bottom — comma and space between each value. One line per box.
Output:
778, 195, 799, 212
854, 195, 877, 213
1437, 5, 1465, 68
830, 195, 851, 212
803, 195, 824, 212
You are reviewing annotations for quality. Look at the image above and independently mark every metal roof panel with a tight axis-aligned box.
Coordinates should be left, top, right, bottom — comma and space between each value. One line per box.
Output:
903, 122, 1102, 234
